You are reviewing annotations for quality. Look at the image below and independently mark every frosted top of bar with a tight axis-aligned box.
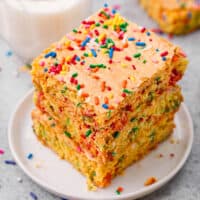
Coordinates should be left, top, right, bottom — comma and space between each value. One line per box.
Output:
32, 6, 184, 113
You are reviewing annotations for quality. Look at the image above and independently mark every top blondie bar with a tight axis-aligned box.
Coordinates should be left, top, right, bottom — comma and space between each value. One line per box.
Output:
31, 6, 187, 121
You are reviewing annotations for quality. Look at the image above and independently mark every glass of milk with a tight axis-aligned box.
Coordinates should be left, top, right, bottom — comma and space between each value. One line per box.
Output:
0, 0, 92, 61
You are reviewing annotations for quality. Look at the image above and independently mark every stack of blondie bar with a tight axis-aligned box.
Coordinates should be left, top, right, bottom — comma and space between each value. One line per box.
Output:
31, 6, 188, 189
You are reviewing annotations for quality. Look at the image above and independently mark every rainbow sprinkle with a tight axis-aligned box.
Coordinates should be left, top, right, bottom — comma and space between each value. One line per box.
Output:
30, 192, 38, 200
109, 47, 114, 59
0, 149, 4, 155
81, 37, 91, 47
89, 64, 106, 68
115, 186, 124, 195
35, 4, 179, 112
45, 51, 57, 58
91, 49, 97, 57
128, 37, 135, 41
4, 160, 16, 165
133, 53, 141, 58
135, 41, 146, 47
102, 104, 109, 109
160, 51, 169, 57
85, 129, 92, 137
27, 153, 33, 160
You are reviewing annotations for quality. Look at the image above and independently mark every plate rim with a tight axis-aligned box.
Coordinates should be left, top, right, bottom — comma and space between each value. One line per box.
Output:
8, 89, 194, 200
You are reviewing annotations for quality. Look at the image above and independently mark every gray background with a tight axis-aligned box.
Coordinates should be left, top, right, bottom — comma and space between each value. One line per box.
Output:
0, 0, 199, 199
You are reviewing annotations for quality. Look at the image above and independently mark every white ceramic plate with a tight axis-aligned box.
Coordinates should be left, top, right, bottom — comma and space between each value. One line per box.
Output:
8, 89, 193, 200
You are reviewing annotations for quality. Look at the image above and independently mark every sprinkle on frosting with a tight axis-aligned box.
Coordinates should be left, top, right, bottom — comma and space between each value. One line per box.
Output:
135, 41, 146, 47
160, 51, 169, 57
94, 96, 100, 105
81, 37, 91, 47
45, 51, 57, 58
123, 89, 133, 94
89, 64, 107, 68
91, 49, 97, 57
122, 80, 127, 89
102, 103, 109, 109
72, 72, 78, 78
109, 47, 114, 59
128, 37, 135, 41
133, 53, 141, 58
125, 56, 132, 61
